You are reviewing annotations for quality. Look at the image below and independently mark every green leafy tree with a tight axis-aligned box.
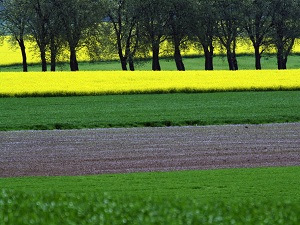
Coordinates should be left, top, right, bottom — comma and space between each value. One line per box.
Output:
215, 0, 243, 70
27, 0, 52, 71
106, 0, 139, 71
242, 0, 274, 70
46, 0, 67, 71
54, 0, 105, 71
167, 0, 194, 71
190, 0, 217, 70
0, 0, 30, 72
136, 0, 172, 71
270, 0, 300, 69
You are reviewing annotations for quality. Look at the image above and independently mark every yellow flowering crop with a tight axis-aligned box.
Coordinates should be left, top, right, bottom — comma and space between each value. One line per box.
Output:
0, 70, 299, 97
0, 38, 38, 65
0, 37, 89, 65
2, 37, 300, 65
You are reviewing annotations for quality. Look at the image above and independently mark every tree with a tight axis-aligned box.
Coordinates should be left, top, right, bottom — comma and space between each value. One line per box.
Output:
27, 0, 51, 72
242, 0, 274, 70
215, 0, 242, 70
190, 0, 217, 70
47, 0, 67, 71
106, 0, 139, 71
57, 0, 105, 71
270, 0, 300, 69
167, 0, 194, 71
0, 0, 30, 72
137, 0, 171, 71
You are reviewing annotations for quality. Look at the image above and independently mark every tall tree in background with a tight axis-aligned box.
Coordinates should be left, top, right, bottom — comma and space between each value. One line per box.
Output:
167, 0, 194, 71
0, 0, 30, 72
242, 0, 274, 70
27, 0, 51, 72
271, 0, 300, 69
215, 0, 242, 70
47, 0, 66, 71
137, 0, 171, 71
190, 0, 217, 70
57, 0, 104, 71
106, 0, 139, 71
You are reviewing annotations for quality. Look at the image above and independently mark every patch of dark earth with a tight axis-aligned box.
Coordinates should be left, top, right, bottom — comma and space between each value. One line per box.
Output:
0, 123, 299, 177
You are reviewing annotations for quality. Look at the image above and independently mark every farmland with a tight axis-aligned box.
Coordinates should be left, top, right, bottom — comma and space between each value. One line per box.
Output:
1, 187, 299, 225
1, 91, 300, 224
1, 70, 300, 97
0, 91, 299, 131
1, 47, 300, 224
1, 0, 300, 223
1, 165, 300, 224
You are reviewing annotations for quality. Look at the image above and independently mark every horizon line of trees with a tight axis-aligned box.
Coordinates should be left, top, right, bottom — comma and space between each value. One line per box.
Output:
1, 0, 300, 72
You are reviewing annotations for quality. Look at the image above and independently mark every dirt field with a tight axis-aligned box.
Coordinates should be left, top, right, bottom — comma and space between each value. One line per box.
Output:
0, 123, 299, 178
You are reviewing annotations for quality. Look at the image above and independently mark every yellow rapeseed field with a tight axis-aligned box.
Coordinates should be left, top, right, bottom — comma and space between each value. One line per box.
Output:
1, 37, 300, 65
0, 70, 299, 97
0, 36, 89, 65
0, 37, 39, 65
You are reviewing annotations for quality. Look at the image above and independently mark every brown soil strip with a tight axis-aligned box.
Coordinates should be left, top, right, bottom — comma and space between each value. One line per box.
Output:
0, 123, 299, 178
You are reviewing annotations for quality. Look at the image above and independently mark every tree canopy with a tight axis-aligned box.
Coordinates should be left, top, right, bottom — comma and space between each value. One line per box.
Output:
1, 0, 300, 71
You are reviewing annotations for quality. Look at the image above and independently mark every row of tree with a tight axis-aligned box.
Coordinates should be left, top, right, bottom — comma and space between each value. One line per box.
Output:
1, 0, 300, 72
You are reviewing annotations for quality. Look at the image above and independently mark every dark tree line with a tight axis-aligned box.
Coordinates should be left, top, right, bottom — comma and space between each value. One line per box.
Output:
1, 0, 300, 71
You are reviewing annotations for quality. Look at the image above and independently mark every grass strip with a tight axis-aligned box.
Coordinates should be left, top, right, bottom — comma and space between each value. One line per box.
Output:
2, 167, 299, 201
1, 167, 300, 224
1, 191, 299, 225
0, 91, 299, 131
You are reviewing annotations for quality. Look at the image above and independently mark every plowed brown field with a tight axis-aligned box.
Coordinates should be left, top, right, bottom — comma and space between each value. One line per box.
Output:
1, 123, 299, 178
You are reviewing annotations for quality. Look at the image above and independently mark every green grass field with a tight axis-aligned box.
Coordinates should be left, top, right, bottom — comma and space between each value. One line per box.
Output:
0, 91, 299, 131
2, 167, 299, 201
1, 56, 300, 224
1, 54, 300, 71
1, 167, 300, 224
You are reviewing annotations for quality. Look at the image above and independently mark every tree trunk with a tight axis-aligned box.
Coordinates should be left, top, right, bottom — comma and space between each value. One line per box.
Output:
203, 45, 214, 70
120, 56, 128, 71
129, 61, 135, 71
70, 47, 79, 71
116, 35, 128, 71
128, 54, 135, 71
51, 53, 56, 72
276, 38, 294, 70
50, 38, 56, 72
279, 54, 287, 69
40, 48, 47, 72
254, 44, 262, 70
282, 59, 287, 69
227, 51, 234, 70
173, 38, 185, 71
227, 50, 238, 71
18, 39, 28, 72
152, 44, 161, 71
234, 57, 238, 70
277, 46, 285, 70
174, 52, 185, 71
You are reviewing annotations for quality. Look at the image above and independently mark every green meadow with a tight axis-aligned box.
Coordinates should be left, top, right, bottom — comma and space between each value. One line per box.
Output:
0, 91, 299, 131
2, 167, 300, 201
1, 167, 300, 224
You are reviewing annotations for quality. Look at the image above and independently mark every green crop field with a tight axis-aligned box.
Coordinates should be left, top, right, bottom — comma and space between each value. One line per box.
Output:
1, 166, 300, 224
1, 53, 300, 224
0, 91, 299, 131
